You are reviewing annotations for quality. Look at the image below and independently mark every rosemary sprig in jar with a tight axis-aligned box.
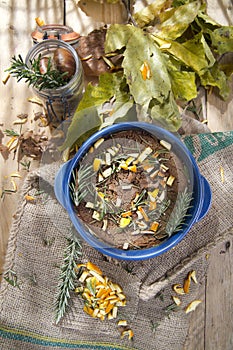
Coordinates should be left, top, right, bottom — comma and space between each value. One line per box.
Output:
54, 233, 82, 324
7, 54, 69, 91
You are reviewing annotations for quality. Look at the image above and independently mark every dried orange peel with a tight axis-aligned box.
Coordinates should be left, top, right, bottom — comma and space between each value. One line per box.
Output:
183, 270, 197, 293
185, 300, 202, 314
75, 262, 127, 321
172, 284, 185, 295
171, 270, 201, 315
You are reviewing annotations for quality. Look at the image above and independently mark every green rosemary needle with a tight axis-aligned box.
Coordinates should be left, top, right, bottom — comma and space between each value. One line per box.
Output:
7, 54, 69, 90
54, 234, 82, 324
165, 188, 193, 237
4, 129, 20, 137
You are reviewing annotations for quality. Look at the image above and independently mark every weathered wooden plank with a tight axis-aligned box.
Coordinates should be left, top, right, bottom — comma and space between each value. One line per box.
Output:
207, 78, 233, 132
77, 0, 128, 24
205, 0, 233, 132
205, 238, 233, 350
184, 278, 206, 350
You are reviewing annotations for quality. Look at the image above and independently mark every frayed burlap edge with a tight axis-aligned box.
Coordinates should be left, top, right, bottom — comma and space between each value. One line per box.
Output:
139, 227, 233, 300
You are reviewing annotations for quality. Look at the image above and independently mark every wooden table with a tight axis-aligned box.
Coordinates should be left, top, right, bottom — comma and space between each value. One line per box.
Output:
0, 1, 233, 349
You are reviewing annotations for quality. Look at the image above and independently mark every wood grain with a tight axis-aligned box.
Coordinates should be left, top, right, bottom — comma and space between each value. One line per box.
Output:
205, 239, 233, 350
0, 1, 233, 348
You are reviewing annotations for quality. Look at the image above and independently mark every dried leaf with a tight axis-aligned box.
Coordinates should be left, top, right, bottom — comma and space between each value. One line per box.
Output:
210, 26, 233, 55
133, 0, 169, 28
153, 1, 201, 40
121, 26, 180, 130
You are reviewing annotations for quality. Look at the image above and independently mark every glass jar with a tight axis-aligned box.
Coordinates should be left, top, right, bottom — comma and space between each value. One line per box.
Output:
25, 39, 83, 125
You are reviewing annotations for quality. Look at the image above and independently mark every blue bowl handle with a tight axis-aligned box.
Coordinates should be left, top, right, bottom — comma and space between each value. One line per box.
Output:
196, 176, 212, 222
54, 159, 73, 209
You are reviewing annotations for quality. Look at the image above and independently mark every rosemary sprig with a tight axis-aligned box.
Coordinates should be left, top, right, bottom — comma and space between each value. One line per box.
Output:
7, 54, 69, 91
148, 199, 171, 222
4, 129, 20, 137
54, 234, 82, 324
164, 303, 180, 319
132, 188, 148, 208
3, 269, 21, 289
165, 188, 193, 237
69, 164, 94, 206
20, 160, 31, 171
150, 320, 160, 333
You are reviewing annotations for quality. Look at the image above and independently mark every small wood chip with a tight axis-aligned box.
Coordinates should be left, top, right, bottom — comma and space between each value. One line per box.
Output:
117, 320, 128, 326
167, 175, 175, 187
94, 138, 104, 149
93, 158, 102, 172
28, 96, 43, 105
160, 140, 171, 151
10, 179, 17, 192
102, 167, 112, 178
136, 147, 153, 163
13, 118, 28, 125
122, 242, 129, 250
220, 165, 225, 183
6, 136, 19, 151
2, 72, 10, 85
35, 16, 45, 26
172, 296, 181, 306
10, 172, 21, 178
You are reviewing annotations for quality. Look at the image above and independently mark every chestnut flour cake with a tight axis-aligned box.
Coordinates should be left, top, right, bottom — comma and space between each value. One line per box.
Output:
70, 129, 190, 250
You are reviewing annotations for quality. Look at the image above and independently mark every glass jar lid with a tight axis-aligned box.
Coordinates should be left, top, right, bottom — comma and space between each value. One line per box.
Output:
31, 24, 80, 46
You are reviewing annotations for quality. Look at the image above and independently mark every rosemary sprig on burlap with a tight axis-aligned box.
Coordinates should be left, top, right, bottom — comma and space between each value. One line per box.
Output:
3, 269, 21, 289
54, 233, 82, 324
165, 188, 193, 237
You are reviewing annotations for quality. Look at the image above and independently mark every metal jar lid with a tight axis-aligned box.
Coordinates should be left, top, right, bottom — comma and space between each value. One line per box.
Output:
31, 24, 80, 46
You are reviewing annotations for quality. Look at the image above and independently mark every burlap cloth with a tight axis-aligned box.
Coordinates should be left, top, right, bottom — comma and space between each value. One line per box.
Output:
0, 131, 233, 350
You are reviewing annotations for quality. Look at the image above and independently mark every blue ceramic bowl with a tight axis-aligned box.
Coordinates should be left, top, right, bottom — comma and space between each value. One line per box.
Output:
55, 122, 212, 260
